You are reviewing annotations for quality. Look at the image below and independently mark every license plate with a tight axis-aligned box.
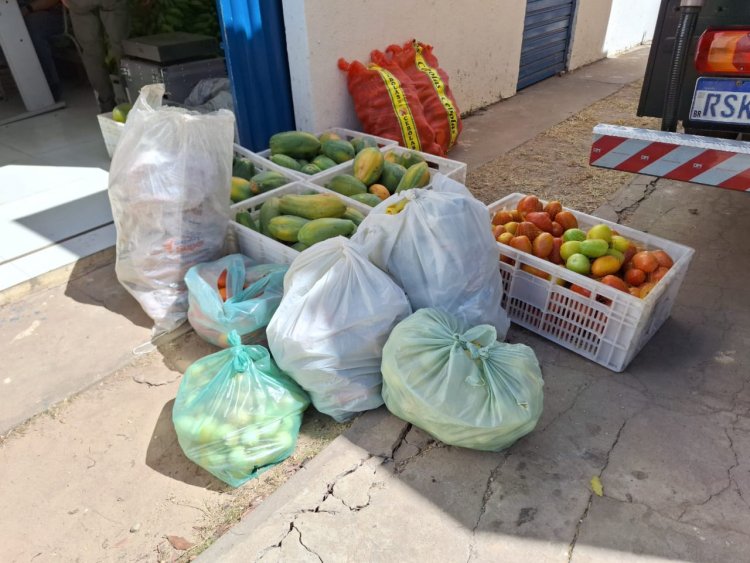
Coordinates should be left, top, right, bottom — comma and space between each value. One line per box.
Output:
690, 77, 750, 125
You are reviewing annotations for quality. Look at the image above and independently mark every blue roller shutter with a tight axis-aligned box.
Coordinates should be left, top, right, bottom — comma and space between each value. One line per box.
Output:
517, 0, 576, 90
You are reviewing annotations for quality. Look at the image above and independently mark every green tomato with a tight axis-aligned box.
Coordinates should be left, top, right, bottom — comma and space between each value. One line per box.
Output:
580, 239, 609, 258
606, 248, 625, 264
241, 427, 261, 446
562, 228, 586, 242
566, 253, 591, 275
611, 235, 630, 253
197, 420, 222, 445
560, 241, 582, 262
587, 224, 613, 244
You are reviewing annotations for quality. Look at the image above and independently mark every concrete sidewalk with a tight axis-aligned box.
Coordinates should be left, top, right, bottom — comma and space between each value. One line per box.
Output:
201, 177, 750, 562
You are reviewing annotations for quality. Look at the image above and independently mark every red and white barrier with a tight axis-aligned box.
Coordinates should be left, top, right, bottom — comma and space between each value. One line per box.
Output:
590, 124, 750, 192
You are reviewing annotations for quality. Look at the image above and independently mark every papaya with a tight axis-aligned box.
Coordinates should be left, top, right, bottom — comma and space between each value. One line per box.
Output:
351, 136, 378, 153
326, 174, 367, 196
318, 131, 341, 144
269, 131, 320, 159
291, 242, 309, 251
369, 184, 390, 201
383, 151, 399, 164
235, 211, 258, 231
259, 196, 282, 235
399, 151, 425, 169
350, 193, 383, 207
342, 206, 366, 226
396, 162, 430, 192
297, 159, 310, 167
297, 218, 356, 246
321, 139, 355, 164
267, 215, 310, 243
232, 157, 256, 181
230, 177, 252, 203
270, 154, 302, 171
379, 162, 407, 194
300, 163, 321, 175
278, 193, 346, 219
353, 147, 384, 186
249, 171, 288, 194
311, 155, 337, 171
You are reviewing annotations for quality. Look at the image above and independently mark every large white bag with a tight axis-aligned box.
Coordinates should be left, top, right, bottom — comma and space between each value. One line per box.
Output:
108, 84, 235, 335
266, 237, 412, 422
352, 174, 510, 338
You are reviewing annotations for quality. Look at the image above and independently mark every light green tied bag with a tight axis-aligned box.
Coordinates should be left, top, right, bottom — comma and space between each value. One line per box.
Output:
381, 309, 544, 451
173, 331, 310, 487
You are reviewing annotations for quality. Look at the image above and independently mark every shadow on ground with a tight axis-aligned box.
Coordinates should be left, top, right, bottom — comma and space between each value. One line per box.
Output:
146, 399, 229, 491
64, 256, 152, 329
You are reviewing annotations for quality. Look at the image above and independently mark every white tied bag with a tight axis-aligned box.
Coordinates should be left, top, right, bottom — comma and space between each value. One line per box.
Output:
108, 84, 235, 335
352, 174, 510, 338
266, 237, 412, 422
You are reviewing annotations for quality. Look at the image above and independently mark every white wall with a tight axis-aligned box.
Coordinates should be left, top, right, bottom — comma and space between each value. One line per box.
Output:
603, 0, 659, 56
282, 0, 526, 132
569, 0, 659, 70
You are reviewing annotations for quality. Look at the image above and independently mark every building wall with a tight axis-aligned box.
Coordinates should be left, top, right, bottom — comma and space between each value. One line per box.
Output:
569, 0, 659, 70
281, 0, 660, 133
282, 0, 526, 131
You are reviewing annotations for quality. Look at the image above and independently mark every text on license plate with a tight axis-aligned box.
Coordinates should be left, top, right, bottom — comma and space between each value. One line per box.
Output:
690, 78, 750, 125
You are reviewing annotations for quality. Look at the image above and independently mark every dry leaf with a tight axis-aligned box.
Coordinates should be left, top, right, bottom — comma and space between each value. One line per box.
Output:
590, 475, 603, 497
167, 535, 194, 551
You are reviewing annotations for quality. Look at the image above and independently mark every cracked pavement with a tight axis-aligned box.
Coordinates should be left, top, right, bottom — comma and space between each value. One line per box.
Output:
201, 178, 750, 563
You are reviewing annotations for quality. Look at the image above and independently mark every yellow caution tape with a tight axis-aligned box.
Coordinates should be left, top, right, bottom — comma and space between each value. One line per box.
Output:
369, 64, 421, 151
413, 41, 459, 149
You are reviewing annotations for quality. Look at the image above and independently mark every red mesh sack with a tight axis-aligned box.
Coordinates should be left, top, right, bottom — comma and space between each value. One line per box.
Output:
386, 40, 462, 154
338, 52, 444, 156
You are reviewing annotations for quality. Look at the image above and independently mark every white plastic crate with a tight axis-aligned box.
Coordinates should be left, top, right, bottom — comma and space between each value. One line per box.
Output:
230, 181, 371, 265
254, 127, 399, 180
233, 143, 303, 180
488, 193, 695, 372
97, 112, 125, 158
379, 145, 467, 183
311, 145, 467, 207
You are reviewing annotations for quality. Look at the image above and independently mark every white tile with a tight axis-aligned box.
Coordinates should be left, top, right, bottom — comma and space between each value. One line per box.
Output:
0, 262, 32, 292
36, 139, 111, 171
0, 165, 112, 260
0, 87, 103, 156
1, 224, 115, 290
0, 165, 110, 216
0, 144, 34, 167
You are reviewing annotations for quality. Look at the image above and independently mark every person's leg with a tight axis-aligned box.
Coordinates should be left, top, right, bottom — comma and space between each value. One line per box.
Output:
24, 9, 65, 100
98, 0, 129, 93
67, 0, 115, 111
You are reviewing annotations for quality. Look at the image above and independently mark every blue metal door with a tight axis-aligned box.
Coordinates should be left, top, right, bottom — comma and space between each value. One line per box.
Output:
517, 0, 576, 90
217, 0, 295, 150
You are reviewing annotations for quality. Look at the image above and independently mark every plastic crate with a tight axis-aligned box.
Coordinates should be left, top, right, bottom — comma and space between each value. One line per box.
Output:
97, 112, 125, 158
379, 145, 467, 183
233, 143, 303, 180
488, 193, 695, 372
311, 145, 467, 207
229, 181, 372, 265
254, 127, 399, 180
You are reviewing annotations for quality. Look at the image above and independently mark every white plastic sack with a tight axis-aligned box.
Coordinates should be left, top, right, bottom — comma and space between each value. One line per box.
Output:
352, 174, 510, 338
382, 308, 544, 451
108, 84, 235, 335
267, 237, 412, 422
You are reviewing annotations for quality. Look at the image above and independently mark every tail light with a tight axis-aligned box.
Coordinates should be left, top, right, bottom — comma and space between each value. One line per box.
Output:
695, 29, 750, 75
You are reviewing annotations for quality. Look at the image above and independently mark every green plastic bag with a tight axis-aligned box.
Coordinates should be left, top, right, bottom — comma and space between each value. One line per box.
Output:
173, 331, 310, 487
381, 309, 544, 451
